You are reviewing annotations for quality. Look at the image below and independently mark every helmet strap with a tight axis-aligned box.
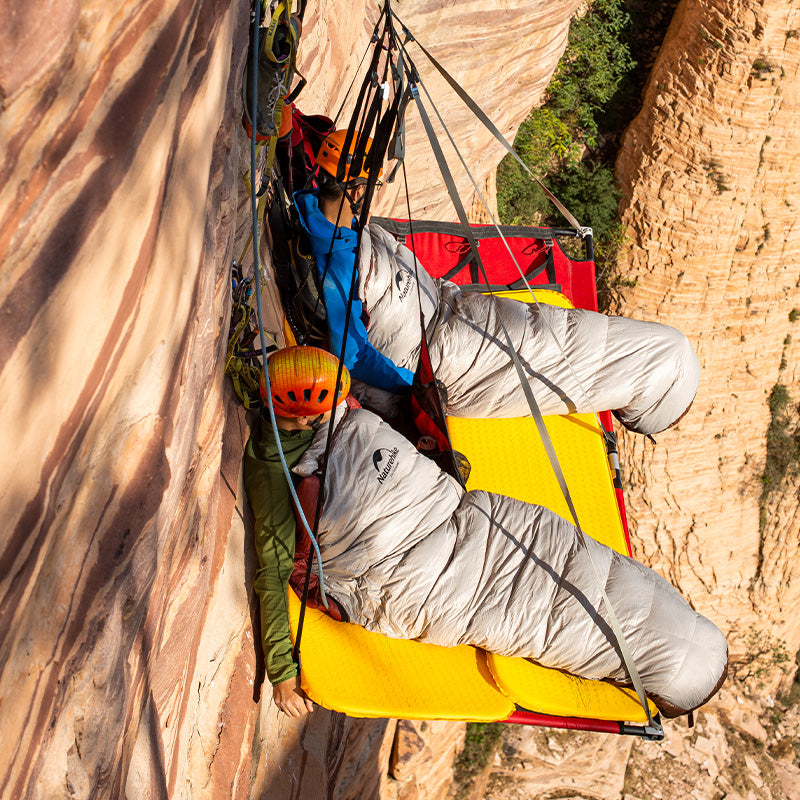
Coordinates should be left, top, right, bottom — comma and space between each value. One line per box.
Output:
307, 413, 325, 431
343, 185, 364, 215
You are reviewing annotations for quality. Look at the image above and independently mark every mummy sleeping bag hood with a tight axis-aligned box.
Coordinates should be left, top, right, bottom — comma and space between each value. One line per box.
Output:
293, 406, 728, 716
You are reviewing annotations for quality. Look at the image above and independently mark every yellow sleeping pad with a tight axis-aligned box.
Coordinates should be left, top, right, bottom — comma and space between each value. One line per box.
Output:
287, 590, 514, 721
288, 288, 656, 724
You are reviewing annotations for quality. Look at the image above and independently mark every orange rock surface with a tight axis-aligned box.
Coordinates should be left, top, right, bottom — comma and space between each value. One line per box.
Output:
0, 1, 580, 796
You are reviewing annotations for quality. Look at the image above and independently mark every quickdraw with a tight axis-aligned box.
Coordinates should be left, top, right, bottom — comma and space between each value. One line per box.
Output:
224, 262, 277, 409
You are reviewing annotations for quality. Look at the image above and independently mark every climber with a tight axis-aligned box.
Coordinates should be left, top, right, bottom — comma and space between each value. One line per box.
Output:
243, 346, 339, 718
245, 346, 728, 720
294, 130, 699, 431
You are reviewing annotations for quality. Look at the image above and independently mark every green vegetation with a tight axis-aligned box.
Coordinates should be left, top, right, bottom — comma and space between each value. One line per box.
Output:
781, 666, 800, 706
496, 0, 637, 310
751, 57, 775, 79
789, 308, 799, 322
452, 723, 505, 798
704, 157, 731, 194
758, 384, 800, 529
731, 624, 791, 687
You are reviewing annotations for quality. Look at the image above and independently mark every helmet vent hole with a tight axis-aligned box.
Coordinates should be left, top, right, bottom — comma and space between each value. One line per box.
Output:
273, 394, 284, 406
287, 390, 297, 402
303, 389, 312, 402
318, 389, 329, 404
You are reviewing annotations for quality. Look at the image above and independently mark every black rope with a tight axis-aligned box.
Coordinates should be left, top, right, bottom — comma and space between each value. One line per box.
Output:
399, 159, 464, 484
292, 0, 406, 662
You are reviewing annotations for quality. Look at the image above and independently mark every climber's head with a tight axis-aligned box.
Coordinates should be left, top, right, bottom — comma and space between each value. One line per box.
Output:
315, 129, 383, 213
261, 346, 350, 429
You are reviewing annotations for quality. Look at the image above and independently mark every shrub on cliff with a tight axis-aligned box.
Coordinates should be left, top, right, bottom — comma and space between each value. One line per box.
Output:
497, 0, 636, 310
546, 0, 636, 148
497, 0, 635, 225
760, 384, 800, 493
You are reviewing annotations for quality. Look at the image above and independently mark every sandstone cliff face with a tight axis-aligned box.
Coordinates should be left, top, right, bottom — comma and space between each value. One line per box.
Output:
463, 0, 800, 794
615, 0, 800, 681
0, 1, 256, 796
0, 1, 580, 797
467, 697, 800, 800
438, 1, 800, 797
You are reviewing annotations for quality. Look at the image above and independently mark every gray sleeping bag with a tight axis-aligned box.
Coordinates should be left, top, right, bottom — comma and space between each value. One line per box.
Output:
294, 407, 728, 713
359, 224, 699, 434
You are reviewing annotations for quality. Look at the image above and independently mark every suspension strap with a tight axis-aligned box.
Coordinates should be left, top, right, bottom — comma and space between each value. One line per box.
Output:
394, 32, 606, 431
391, 10, 587, 236
292, 5, 407, 660
406, 61, 660, 734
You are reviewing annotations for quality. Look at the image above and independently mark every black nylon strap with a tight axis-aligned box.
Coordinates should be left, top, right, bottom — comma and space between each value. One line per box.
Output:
293, 4, 404, 662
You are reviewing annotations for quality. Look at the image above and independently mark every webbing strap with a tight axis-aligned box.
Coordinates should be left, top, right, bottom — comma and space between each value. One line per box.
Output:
264, 0, 291, 65
403, 59, 606, 431
294, 8, 401, 659
408, 72, 660, 733
391, 10, 587, 236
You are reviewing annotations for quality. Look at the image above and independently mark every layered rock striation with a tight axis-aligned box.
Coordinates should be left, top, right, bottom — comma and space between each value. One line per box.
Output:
0, 1, 581, 797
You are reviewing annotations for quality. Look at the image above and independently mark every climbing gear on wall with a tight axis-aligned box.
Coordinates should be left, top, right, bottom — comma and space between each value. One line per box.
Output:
242, 1, 307, 179
227, 0, 320, 411
224, 262, 277, 409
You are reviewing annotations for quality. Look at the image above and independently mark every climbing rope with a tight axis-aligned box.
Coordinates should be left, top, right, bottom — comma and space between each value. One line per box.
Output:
244, 0, 331, 614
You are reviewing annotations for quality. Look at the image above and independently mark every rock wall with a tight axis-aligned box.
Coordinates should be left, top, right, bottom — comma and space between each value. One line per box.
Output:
0, 1, 581, 797
445, 0, 800, 797
468, 699, 800, 800
0, 1, 256, 796
615, 0, 800, 680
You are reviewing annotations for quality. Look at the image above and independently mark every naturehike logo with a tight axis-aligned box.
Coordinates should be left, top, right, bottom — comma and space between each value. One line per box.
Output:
372, 447, 400, 484
395, 269, 413, 300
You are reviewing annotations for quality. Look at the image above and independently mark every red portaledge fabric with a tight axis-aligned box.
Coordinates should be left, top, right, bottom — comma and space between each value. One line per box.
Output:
405, 221, 630, 548
504, 710, 623, 734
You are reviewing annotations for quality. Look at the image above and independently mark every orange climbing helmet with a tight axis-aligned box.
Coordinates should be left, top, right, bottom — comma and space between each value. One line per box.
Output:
315, 129, 383, 184
261, 346, 350, 417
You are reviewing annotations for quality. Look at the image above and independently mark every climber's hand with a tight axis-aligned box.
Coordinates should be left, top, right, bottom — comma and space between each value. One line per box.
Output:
273, 675, 314, 718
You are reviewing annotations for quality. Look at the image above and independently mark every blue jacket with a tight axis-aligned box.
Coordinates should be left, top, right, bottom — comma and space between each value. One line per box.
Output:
294, 190, 414, 391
